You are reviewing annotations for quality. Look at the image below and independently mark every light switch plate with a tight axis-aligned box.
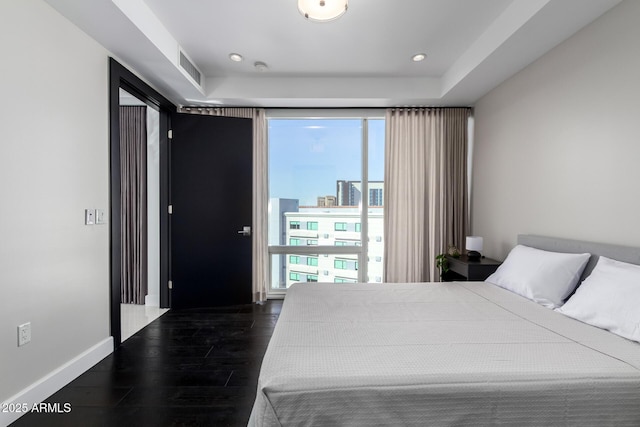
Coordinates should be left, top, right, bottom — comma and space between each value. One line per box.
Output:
95, 209, 106, 224
85, 209, 95, 225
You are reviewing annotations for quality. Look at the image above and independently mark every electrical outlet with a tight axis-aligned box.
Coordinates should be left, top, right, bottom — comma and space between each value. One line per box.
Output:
85, 209, 95, 225
18, 322, 31, 347
95, 209, 106, 224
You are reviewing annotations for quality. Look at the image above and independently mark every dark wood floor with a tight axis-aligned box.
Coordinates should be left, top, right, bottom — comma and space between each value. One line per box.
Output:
12, 300, 282, 427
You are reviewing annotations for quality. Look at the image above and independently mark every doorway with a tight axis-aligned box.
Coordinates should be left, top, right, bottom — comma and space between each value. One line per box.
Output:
109, 58, 173, 348
118, 88, 168, 341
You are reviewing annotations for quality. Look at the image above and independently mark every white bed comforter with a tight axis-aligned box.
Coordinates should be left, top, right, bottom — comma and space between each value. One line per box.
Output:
249, 282, 640, 426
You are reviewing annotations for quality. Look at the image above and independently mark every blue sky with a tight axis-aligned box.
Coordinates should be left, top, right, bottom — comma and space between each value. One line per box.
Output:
268, 119, 385, 206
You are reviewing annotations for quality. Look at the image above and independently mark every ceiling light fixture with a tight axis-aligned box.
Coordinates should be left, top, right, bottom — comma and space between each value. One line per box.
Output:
229, 53, 243, 62
298, 0, 348, 22
254, 61, 268, 72
412, 53, 427, 62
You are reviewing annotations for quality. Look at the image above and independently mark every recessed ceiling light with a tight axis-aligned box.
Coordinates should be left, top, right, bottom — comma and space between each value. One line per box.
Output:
229, 53, 243, 62
412, 53, 427, 62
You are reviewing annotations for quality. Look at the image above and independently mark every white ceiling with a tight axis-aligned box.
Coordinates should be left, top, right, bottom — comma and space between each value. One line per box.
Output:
46, 0, 622, 108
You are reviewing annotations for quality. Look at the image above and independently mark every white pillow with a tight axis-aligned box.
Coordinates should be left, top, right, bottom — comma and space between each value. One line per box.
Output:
486, 245, 590, 309
556, 256, 640, 343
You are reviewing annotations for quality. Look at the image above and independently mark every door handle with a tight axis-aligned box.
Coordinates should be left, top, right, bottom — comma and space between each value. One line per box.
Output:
237, 226, 251, 236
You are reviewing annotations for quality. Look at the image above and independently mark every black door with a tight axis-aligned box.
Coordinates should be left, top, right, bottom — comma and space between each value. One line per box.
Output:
170, 113, 252, 309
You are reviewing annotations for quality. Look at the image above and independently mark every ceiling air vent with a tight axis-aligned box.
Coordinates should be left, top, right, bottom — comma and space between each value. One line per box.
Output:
179, 49, 202, 87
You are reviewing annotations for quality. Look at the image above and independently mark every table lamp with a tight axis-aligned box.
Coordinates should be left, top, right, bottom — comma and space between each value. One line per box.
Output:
466, 236, 483, 260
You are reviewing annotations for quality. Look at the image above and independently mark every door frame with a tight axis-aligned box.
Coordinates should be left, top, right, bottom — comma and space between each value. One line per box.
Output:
109, 58, 174, 347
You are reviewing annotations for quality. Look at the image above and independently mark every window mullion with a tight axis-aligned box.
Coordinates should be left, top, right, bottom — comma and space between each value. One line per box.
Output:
360, 118, 369, 283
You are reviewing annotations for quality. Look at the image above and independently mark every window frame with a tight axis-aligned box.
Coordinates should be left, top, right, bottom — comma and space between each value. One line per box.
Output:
334, 259, 348, 269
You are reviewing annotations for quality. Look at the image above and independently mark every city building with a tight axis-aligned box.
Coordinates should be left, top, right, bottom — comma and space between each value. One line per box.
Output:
336, 180, 384, 207
317, 195, 336, 207
276, 206, 384, 289
268, 198, 299, 288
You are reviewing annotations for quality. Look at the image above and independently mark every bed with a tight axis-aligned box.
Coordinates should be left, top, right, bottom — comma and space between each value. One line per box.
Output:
249, 235, 640, 426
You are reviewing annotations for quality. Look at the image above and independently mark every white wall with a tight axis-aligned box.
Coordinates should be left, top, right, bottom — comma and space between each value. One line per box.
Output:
0, 0, 110, 408
472, 0, 640, 260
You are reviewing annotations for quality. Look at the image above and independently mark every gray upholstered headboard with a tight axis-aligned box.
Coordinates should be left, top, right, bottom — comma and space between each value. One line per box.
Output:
518, 234, 640, 282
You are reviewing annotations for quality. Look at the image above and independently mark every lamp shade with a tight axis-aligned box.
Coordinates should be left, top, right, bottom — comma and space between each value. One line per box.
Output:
466, 236, 483, 252
298, 0, 348, 22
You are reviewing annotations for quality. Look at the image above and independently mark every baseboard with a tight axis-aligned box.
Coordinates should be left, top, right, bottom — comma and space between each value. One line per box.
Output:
0, 337, 113, 427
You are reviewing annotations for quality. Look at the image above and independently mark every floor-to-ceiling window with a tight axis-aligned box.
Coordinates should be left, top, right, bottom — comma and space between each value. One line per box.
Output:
267, 110, 384, 296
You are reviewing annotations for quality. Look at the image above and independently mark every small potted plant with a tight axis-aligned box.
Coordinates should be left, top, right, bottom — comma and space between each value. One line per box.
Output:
436, 246, 460, 281
435, 253, 449, 280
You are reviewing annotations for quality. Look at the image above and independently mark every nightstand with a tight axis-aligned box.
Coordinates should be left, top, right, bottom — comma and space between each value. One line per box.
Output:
442, 254, 502, 281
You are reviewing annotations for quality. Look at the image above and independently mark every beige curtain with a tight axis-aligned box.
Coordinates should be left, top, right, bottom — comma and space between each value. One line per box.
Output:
384, 108, 469, 282
120, 106, 148, 304
178, 106, 269, 302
